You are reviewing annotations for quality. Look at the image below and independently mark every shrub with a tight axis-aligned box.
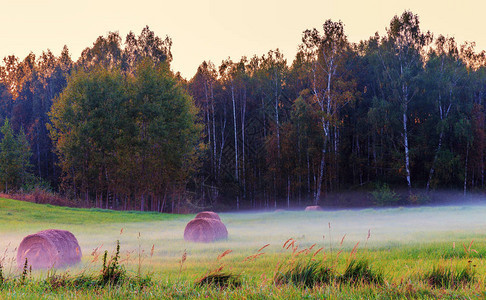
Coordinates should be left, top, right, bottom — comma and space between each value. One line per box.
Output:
408, 193, 430, 205
371, 184, 399, 206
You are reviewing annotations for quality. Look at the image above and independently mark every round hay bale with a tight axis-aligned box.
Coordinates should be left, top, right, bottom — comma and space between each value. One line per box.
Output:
195, 211, 221, 221
184, 218, 228, 242
17, 229, 82, 269
305, 205, 322, 211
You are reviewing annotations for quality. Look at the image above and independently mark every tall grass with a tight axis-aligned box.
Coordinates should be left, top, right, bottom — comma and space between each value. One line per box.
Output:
423, 264, 476, 289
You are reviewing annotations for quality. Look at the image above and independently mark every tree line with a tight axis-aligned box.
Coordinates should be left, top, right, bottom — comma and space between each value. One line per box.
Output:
1, 12, 486, 211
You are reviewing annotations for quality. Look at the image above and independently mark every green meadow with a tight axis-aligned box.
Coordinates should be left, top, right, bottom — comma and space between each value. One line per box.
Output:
1, 197, 486, 299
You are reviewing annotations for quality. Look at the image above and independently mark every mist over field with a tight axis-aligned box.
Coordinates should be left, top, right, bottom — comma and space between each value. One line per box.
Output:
2, 201, 486, 274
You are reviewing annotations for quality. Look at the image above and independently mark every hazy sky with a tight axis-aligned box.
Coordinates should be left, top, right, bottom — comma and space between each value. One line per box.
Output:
0, 0, 484, 79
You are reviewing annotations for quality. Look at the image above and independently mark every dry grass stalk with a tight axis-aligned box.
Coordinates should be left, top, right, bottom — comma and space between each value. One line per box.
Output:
313, 247, 324, 258
283, 238, 294, 249
243, 252, 265, 262
340, 234, 347, 246
350, 242, 360, 257
217, 250, 233, 261
257, 244, 270, 252
179, 249, 187, 277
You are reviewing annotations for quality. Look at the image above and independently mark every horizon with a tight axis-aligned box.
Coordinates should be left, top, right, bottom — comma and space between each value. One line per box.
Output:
0, 0, 485, 79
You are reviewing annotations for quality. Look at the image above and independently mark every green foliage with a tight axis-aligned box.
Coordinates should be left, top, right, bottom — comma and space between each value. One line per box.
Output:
408, 192, 430, 205
1, 14, 486, 210
371, 183, 399, 206
48, 59, 202, 209
0, 120, 32, 192
20, 176, 53, 193
423, 264, 476, 289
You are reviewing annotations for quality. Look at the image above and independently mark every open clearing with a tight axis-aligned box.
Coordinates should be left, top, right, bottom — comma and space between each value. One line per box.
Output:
2, 197, 486, 298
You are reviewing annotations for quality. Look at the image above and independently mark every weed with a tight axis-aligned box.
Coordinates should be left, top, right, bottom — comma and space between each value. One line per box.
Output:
99, 240, 125, 286
45, 273, 72, 290
20, 258, 29, 284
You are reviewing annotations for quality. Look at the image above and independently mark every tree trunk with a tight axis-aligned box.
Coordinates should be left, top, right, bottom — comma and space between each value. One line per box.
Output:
464, 144, 469, 197
315, 147, 326, 205
231, 84, 239, 209
426, 131, 444, 192
403, 107, 411, 192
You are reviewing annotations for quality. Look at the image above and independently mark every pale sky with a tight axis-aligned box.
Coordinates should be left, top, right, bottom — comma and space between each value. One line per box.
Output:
0, 0, 484, 79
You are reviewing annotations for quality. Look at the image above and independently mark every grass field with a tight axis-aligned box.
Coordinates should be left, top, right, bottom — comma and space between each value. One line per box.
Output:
1, 197, 486, 299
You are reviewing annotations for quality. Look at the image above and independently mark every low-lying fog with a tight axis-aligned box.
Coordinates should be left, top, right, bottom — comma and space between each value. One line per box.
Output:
2, 203, 486, 271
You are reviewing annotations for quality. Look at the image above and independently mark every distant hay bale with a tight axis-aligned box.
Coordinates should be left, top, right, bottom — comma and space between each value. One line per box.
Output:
17, 229, 82, 269
195, 211, 221, 221
184, 218, 228, 243
305, 205, 322, 211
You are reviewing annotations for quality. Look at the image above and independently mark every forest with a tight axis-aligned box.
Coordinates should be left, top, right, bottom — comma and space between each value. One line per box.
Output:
0, 11, 485, 211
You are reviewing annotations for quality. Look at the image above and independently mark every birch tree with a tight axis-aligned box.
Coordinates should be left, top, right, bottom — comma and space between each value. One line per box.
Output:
301, 20, 356, 204
377, 11, 431, 192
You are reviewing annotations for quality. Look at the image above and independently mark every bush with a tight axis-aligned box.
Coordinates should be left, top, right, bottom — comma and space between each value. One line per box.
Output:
371, 184, 399, 206
408, 193, 430, 205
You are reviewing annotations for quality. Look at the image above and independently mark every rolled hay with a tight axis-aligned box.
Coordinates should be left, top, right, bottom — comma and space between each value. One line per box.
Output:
195, 211, 221, 221
305, 205, 322, 211
184, 218, 228, 243
17, 229, 82, 269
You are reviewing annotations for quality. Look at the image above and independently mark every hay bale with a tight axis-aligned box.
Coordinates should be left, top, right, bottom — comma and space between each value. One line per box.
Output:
184, 218, 228, 242
305, 205, 322, 211
195, 211, 221, 221
17, 229, 82, 269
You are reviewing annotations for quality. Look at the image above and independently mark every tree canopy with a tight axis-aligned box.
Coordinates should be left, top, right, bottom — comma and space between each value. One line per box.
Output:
0, 12, 486, 210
